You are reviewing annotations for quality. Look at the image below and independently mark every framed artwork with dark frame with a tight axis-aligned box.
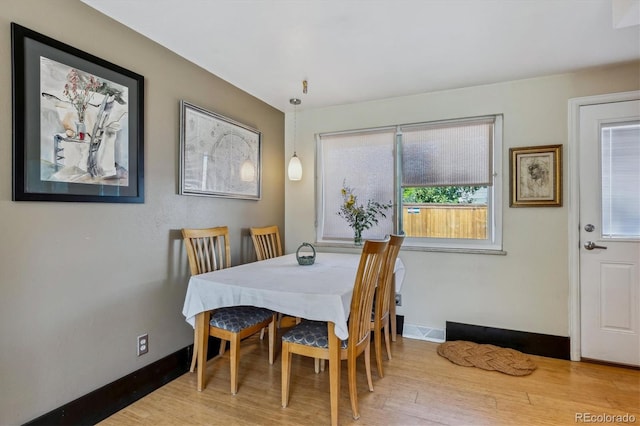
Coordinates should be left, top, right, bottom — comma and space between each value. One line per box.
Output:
509, 144, 562, 207
179, 101, 261, 200
11, 23, 144, 203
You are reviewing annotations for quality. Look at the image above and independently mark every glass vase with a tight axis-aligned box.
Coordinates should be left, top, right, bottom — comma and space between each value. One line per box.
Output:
353, 229, 363, 246
75, 121, 86, 141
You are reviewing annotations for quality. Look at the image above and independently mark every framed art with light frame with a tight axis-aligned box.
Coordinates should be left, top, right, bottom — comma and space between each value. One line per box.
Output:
11, 23, 144, 203
509, 144, 562, 207
179, 100, 261, 200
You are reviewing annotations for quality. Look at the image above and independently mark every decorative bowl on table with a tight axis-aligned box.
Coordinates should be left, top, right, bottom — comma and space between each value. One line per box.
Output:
296, 242, 316, 266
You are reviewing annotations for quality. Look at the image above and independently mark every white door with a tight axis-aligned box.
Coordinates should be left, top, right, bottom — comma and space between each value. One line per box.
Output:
579, 100, 640, 366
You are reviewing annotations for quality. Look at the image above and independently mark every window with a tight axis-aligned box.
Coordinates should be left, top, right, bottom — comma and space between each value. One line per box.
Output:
317, 115, 502, 251
601, 121, 640, 239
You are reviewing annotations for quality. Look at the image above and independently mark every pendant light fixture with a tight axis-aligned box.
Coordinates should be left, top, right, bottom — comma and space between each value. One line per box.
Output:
287, 97, 302, 181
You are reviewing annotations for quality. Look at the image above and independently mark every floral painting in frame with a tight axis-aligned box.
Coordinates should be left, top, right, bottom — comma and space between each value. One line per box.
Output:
12, 23, 144, 203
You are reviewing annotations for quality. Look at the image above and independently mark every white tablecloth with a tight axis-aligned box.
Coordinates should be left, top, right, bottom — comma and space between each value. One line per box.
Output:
182, 252, 405, 340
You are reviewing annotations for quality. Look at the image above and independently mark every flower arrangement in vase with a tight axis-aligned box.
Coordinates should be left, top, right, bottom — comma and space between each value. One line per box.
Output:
337, 181, 392, 245
62, 68, 101, 140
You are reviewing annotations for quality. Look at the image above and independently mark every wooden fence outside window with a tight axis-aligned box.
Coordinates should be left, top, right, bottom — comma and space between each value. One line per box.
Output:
402, 204, 487, 239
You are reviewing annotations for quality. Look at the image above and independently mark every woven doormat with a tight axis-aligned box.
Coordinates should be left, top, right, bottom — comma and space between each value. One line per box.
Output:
437, 340, 537, 376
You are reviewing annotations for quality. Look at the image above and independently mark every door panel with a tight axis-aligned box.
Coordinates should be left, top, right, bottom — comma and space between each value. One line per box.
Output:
600, 263, 634, 331
579, 100, 640, 366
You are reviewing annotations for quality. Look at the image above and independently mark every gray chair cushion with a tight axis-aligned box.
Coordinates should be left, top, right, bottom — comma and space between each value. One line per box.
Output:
282, 320, 348, 349
210, 306, 273, 333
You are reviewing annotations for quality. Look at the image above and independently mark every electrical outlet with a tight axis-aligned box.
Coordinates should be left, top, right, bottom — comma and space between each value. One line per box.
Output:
137, 334, 149, 356
395, 294, 402, 306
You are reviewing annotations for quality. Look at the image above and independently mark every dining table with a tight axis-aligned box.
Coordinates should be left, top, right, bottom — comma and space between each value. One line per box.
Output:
182, 251, 405, 425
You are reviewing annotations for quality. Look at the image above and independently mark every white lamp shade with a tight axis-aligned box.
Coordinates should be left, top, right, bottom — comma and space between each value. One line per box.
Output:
288, 153, 302, 181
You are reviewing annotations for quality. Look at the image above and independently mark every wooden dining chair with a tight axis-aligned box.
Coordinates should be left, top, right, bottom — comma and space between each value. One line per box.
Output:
281, 238, 389, 420
249, 225, 283, 261
182, 226, 276, 395
371, 234, 404, 378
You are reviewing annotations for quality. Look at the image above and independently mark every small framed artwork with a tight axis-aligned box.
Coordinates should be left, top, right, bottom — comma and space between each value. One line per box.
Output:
509, 144, 562, 207
179, 101, 261, 200
11, 23, 144, 203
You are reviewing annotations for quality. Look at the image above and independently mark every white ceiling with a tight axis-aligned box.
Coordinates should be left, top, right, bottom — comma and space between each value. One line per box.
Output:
81, 0, 640, 112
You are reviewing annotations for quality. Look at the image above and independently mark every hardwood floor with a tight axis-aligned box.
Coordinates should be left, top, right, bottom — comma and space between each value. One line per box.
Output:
98, 335, 639, 425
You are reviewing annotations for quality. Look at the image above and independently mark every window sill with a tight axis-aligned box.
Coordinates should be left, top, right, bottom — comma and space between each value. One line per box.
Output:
399, 245, 507, 255
314, 241, 507, 256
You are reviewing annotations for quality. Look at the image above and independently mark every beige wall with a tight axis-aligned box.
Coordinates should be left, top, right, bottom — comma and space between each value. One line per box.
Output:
285, 61, 640, 338
0, 1, 284, 424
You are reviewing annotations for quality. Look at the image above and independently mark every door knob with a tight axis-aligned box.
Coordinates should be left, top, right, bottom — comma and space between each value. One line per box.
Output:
584, 241, 607, 250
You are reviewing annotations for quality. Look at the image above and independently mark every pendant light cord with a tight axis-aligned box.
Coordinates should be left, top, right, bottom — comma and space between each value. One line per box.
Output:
290, 98, 301, 155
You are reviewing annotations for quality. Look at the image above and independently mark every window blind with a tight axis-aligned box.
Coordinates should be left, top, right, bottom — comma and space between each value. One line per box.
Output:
601, 122, 640, 238
318, 128, 395, 240
400, 117, 494, 187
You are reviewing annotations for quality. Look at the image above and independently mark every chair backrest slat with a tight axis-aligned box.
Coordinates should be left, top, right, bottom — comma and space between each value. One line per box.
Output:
250, 225, 283, 261
348, 239, 389, 352
182, 226, 231, 275
376, 234, 405, 321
